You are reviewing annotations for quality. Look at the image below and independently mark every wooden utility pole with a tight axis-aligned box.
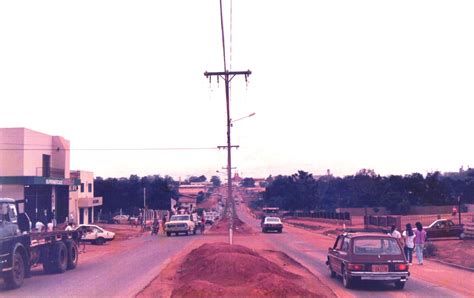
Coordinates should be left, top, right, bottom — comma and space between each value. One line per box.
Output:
204, 70, 251, 231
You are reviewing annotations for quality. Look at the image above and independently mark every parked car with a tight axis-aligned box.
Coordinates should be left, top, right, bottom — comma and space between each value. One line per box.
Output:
326, 232, 409, 289
112, 214, 130, 224
425, 219, 465, 240
75, 224, 115, 245
261, 217, 283, 233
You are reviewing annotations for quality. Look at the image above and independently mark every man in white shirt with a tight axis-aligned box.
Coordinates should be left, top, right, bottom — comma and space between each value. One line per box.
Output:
388, 225, 401, 239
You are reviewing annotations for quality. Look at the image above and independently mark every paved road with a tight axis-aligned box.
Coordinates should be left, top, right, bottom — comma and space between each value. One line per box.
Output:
236, 205, 463, 298
0, 233, 201, 297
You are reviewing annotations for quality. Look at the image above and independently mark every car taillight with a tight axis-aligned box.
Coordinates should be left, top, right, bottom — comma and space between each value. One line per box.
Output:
347, 263, 365, 271
395, 264, 408, 271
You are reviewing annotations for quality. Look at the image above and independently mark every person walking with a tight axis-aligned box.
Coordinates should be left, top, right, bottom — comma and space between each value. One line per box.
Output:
402, 223, 416, 265
414, 222, 427, 265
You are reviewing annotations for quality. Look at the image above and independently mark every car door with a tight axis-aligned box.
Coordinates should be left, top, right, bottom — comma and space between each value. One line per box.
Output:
446, 220, 457, 237
331, 236, 346, 274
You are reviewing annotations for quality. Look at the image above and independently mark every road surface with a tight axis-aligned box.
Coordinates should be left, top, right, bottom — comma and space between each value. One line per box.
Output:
0, 232, 201, 297
236, 204, 463, 298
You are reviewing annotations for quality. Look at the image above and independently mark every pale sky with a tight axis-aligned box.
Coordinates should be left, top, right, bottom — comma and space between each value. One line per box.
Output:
1, 1, 473, 179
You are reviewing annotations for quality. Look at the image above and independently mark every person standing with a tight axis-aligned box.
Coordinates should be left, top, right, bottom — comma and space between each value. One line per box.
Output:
388, 225, 401, 239
402, 223, 416, 265
414, 222, 427, 265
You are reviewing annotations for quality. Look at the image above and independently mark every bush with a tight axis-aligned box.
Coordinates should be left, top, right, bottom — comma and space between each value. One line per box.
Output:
424, 242, 437, 257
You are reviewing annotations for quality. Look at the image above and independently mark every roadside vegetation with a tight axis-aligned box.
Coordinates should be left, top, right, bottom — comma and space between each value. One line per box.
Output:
257, 169, 474, 214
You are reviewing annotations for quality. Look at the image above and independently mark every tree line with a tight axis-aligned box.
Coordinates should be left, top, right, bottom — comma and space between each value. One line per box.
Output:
94, 175, 179, 214
259, 169, 474, 214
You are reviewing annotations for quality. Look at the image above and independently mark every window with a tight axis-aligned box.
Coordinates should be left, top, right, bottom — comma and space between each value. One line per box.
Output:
447, 221, 454, 227
341, 237, 351, 251
88, 183, 92, 193
354, 238, 401, 255
80, 183, 84, 193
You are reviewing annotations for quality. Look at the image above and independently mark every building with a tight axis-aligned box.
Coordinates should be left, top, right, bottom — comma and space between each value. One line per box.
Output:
69, 170, 103, 225
0, 128, 78, 224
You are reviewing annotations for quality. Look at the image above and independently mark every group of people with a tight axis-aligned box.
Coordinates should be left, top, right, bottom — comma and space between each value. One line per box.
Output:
388, 222, 427, 265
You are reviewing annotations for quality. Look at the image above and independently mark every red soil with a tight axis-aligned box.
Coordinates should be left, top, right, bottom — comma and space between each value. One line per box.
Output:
171, 242, 324, 298
208, 217, 254, 235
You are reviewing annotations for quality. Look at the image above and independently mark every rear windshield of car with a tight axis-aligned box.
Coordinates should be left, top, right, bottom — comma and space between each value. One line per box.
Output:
265, 218, 281, 223
353, 238, 401, 255
171, 215, 190, 221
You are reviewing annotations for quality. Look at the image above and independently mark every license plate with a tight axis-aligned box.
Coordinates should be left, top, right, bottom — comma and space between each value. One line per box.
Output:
372, 265, 388, 272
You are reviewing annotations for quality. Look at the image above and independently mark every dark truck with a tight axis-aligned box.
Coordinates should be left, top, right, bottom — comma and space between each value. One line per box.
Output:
0, 198, 80, 289
425, 219, 465, 240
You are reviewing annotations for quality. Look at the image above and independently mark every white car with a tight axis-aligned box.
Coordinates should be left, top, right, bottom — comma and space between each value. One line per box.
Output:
113, 214, 130, 224
75, 224, 116, 245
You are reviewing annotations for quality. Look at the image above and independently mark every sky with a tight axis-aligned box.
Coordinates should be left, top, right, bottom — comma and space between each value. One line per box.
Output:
1, 1, 474, 180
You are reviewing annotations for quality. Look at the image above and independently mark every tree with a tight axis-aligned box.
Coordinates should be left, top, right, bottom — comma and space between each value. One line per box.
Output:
188, 175, 207, 183
210, 176, 221, 187
241, 177, 255, 187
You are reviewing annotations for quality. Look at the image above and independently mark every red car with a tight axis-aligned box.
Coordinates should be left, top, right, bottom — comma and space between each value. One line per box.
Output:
326, 232, 409, 289
425, 219, 465, 240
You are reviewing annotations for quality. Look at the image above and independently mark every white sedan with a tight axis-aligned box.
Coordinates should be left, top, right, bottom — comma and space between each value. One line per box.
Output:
75, 224, 116, 245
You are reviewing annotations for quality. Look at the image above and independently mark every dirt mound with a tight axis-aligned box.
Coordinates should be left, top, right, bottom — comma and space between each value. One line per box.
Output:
208, 217, 254, 235
171, 243, 322, 298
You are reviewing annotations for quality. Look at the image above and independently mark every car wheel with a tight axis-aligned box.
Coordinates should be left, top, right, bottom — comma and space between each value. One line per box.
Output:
342, 267, 353, 288
166, 232, 171, 236
193, 228, 197, 235
4, 251, 25, 289
278, 229, 282, 233
459, 232, 466, 240
44, 241, 68, 274
395, 280, 406, 290
95, 237, 105, 245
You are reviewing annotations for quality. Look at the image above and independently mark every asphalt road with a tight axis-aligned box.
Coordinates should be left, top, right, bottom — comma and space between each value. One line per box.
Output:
236, 205, 462, 298
0, 232, 201, 297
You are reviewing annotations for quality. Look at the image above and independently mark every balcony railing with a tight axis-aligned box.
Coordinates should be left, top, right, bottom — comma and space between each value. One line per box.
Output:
36, 167, 65, 178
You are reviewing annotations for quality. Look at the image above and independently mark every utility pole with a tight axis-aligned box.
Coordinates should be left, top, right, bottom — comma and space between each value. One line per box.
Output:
205, 0, 251, 243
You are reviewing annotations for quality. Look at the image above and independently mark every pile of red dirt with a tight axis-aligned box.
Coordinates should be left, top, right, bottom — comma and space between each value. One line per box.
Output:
171, 242, 322, 298
208, 217, 254, 235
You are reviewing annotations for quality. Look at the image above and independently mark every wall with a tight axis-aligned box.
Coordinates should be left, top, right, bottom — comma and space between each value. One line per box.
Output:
23, 128, 55, 176
407, 205, 455, 215
0, 185, 24, 200
336, 207, 389, 216
52, 136, 70, 178
0, 128, 25, 176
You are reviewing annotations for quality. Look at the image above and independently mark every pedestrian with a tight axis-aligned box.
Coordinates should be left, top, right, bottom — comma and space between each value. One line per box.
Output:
414, 222, 427, 265
151, 218, 159, 235
388, 225, 401, 239
161, 214, 167, 234
402, 223, 416, 265
65, 223, 74, 231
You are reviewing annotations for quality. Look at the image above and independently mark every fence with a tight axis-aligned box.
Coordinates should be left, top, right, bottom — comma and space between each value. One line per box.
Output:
283, 211, 352, 225
364, 215, 401, 232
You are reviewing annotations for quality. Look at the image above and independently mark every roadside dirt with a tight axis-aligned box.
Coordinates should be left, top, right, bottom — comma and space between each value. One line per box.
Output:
208, 216, 254, 235
428, 239, 474, 269
138, 242, 335, 298
76, 223, 145, 263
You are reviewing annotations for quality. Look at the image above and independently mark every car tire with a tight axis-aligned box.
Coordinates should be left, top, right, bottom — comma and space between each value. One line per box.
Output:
342, 267, 353, 289
328, 265, 336, 278
193, 228, 197, 235
459, 232, 465, 240
262, 229, 266, 233
95, 237, 105, 245
65, 239, 79, 270
4, 251, 25, 289
44, 241, 68, 274
166, 232, 171, 236
278, 229, 282, 233
185, 231, 189, 236
395, 280, 406, 290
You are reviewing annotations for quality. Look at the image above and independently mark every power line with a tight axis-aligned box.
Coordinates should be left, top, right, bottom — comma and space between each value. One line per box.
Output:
0, 147, 219, 151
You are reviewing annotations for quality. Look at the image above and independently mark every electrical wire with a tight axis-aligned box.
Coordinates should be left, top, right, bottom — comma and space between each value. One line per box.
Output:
219, 0, 227, 71
0, 146, 219, 151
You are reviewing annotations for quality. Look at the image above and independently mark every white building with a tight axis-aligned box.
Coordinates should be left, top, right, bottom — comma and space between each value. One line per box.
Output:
0, 127, 102, 225
69, 170, 103, 225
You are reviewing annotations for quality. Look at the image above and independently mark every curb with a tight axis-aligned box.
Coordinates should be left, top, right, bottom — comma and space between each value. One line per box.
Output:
427, 258, 474, 272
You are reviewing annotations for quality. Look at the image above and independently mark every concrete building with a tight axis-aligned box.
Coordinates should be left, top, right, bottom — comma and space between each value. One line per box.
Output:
69, 170, 103, 225
0, 128, 78, 224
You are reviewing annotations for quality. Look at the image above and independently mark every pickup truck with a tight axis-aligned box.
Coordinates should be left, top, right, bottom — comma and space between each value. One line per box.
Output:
165, 214, 197, 236
0, 198, 80, 289
425, 219, 465, 240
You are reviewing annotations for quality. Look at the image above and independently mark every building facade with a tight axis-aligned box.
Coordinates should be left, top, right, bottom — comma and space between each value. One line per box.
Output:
0, 128, 78, 224
69, 170, 103, 225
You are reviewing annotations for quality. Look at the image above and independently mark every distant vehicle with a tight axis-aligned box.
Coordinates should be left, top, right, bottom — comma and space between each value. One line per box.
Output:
112, 214, 130, 224
262, 207, 280, 216
165, 214, 197, 236
261, 217, 283, 233
326, 232, 409, 289
424, 219, 465, 240
75, 224, 115, 245
204, 214, 215, 224
0, 198, 80, 289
